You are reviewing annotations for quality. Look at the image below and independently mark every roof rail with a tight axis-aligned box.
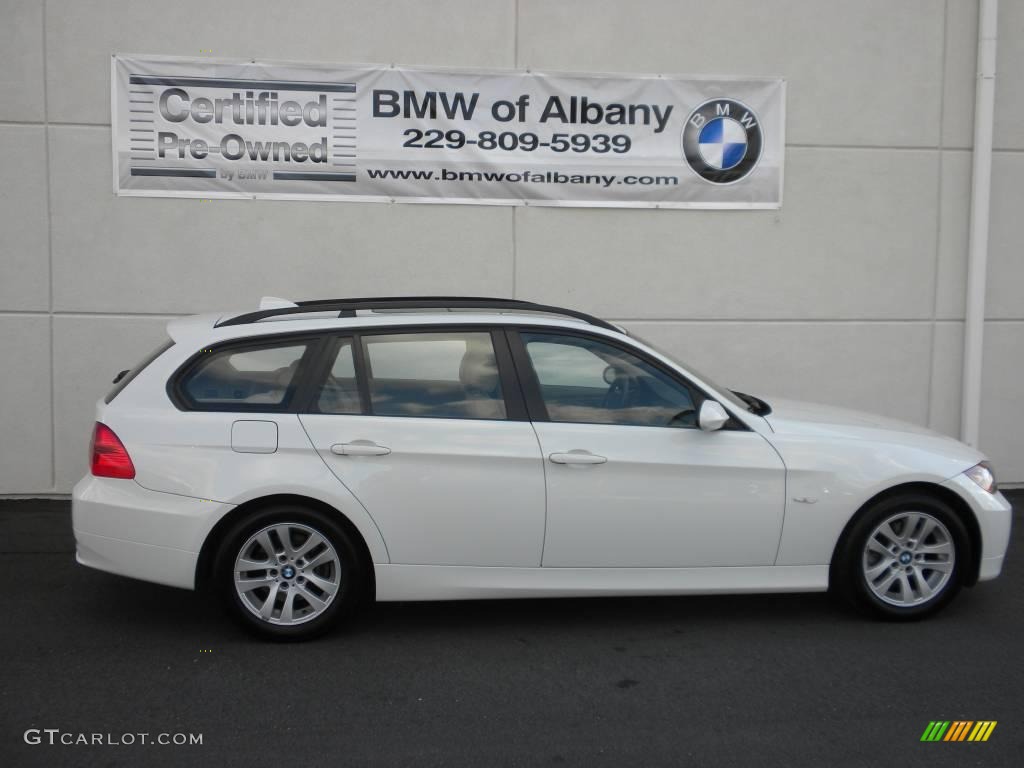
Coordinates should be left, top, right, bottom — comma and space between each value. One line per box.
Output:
215, 296, 619, 332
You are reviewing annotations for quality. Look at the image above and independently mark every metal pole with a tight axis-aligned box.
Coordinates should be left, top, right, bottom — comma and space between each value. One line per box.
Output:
961, 0, 998, 447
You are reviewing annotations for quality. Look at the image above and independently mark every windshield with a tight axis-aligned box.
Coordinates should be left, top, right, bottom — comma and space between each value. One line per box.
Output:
625, 330, 753, 413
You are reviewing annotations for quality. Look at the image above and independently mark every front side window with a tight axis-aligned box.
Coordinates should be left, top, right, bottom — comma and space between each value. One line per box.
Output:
363, 332, 507, 420
521, 332, 697, 427
179, 342, 309, 408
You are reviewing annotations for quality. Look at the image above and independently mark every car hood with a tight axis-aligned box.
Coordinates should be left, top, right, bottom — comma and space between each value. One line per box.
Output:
760, 397, 983, 463
763, 397, 935, 436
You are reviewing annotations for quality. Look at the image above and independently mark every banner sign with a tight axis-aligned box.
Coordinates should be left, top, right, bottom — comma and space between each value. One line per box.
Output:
113, 55, 785, 208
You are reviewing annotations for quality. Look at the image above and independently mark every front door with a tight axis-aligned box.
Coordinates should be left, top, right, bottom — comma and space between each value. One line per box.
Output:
513, 330, 786, 568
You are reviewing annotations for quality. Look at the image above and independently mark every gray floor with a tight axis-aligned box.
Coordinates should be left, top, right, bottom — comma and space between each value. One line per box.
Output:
1, 493, 1021, 768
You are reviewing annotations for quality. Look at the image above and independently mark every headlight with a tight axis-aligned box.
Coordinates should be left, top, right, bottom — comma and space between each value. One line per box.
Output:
964, 461, 997, 494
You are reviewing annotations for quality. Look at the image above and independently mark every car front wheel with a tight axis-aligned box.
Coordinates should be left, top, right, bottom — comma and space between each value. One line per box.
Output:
834, 494, 969, 620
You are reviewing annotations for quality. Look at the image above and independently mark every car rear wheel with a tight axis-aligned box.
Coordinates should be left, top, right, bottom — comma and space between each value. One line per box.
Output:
214, 505, 365, 640
833, 493, 968, 620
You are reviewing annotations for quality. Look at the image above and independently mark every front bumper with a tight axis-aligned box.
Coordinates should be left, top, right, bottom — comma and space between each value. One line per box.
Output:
942, 473, 1014, 582
72, 475, 233, 590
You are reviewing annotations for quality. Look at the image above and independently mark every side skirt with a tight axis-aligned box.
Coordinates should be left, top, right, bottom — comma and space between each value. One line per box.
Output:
374, 564, 829, 602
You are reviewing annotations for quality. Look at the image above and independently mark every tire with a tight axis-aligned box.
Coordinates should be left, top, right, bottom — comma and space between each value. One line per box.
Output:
213, 504, 366, 640
832, 493, 970, 620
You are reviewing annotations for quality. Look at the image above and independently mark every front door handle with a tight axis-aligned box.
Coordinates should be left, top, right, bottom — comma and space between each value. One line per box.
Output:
331, 441, 391, 456
549, 451, 607, 465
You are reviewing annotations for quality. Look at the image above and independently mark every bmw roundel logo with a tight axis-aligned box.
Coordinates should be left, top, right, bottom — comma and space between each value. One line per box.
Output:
681, 99, 763, 184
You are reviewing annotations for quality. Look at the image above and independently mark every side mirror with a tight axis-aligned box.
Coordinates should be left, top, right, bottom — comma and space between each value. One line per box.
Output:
698, 400, 729, 432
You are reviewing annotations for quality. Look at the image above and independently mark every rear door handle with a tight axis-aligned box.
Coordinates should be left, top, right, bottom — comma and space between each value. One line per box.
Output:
331, 441, 391, 456
549, 451, 607, 465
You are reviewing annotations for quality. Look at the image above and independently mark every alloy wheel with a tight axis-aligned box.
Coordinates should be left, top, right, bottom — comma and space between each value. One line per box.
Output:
861, 511, 955, 607
233, 523, 342, 625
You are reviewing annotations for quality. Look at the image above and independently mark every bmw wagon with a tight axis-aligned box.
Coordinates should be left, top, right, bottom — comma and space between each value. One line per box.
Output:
72, 297, 1012, 639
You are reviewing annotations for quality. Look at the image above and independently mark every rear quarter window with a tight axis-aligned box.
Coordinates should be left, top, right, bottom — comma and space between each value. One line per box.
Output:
174, 341, 312, 410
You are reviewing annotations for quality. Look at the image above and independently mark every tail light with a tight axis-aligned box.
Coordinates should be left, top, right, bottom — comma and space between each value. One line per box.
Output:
90, 422, 136, 479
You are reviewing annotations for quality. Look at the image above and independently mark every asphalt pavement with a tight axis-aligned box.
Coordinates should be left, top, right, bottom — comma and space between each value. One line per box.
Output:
1, 494, 1021, 768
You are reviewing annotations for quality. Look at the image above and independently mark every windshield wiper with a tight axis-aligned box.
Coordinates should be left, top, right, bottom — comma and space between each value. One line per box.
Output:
731, 390, 772, 417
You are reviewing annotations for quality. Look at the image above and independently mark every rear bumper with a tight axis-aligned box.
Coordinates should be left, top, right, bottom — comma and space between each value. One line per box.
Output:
75, 530, 198, 590
72, 475, 233, 590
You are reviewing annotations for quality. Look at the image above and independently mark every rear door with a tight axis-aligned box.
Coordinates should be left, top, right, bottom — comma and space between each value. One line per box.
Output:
298, 328, 547, 567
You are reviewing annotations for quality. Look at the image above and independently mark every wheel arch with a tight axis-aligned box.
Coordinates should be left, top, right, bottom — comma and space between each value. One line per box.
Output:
829, 481, 982, 588
195, 493, 376, 600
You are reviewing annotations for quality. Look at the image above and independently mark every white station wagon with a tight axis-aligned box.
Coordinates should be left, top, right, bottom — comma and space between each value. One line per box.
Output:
73, 297, 1012, 639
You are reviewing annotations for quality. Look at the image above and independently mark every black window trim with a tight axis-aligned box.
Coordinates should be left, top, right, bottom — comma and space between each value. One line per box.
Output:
166, 320, 746, 428
505, 326, 750, 431
292, 335, 363, 414
167, 332, 329, 413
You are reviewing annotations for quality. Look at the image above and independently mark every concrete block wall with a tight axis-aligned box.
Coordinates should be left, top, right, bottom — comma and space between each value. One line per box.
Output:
0, 0, 1021, 493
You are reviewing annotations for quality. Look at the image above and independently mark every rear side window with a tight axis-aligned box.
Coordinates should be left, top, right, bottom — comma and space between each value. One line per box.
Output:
105, 338, 175, 404
177, 341, 311, 410
363, 332, 507, 420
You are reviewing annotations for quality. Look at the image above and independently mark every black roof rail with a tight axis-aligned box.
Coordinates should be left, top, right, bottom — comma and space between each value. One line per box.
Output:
215, 296, 619, 332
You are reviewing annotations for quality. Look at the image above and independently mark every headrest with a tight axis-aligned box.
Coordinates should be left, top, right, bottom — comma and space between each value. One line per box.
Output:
459, 340, 500, 394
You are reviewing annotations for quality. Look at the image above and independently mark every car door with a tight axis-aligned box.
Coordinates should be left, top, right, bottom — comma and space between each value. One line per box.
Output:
510, 329, 786, 568
298, 329, 546, 567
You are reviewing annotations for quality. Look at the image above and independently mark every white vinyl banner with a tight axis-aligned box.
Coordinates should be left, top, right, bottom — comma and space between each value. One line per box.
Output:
113, 55, 785, 208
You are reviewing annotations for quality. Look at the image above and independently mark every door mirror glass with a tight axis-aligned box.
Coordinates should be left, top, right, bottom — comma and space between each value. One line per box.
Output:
698, 400, 730, 432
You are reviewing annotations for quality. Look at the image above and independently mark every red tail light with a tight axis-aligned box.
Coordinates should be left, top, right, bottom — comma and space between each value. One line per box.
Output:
90, 422, 136, 479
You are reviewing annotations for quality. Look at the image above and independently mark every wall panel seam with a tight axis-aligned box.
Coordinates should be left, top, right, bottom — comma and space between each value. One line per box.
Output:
0, 125, 976, 151
0, 311, 183, 319
43, 0, 56, 494
2, 313, 995, 323
514, 0, 520, 69
612, 319, 946, 325
0, 120, 108, 128
926, 0, 951, 433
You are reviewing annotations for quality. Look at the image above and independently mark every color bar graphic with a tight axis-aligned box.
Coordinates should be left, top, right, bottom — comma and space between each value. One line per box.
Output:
944, 721, 972, 741
921, 721, 950, 741
968, 721, 997, 742
921, 720, 996, 742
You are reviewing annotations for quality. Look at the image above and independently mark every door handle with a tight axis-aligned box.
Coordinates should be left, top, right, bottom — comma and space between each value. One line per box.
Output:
331, 441, 391, 456
549, 451, 607, 465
